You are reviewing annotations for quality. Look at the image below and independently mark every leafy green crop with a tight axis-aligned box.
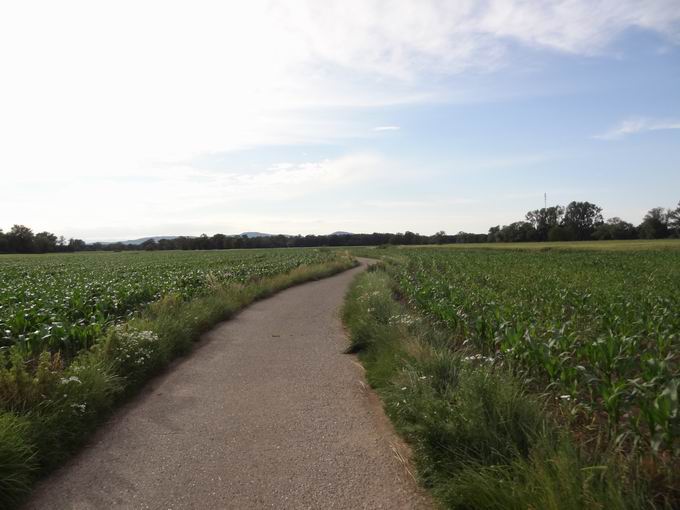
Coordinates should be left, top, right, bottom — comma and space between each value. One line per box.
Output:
382, 248, 680, 456
0, 249, 335, 359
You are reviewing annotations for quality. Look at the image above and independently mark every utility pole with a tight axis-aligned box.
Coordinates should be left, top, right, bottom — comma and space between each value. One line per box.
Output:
544, 192, 547, 209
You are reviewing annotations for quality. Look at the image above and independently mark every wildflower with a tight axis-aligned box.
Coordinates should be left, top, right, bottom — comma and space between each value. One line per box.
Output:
60, 376, 82, 385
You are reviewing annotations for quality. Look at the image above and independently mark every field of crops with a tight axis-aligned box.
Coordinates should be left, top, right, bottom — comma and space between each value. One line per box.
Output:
382, 247, 680, 456
0, 249, 336, 360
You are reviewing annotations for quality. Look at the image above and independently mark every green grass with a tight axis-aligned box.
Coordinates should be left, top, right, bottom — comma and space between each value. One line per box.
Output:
343, 268, 645, 509
0, 250, 356, 508
0, 413, 35, 508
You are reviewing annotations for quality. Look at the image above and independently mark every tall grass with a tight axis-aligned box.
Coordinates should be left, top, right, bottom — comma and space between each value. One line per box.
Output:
343, 268, 652, 509
0, 254, 356, 508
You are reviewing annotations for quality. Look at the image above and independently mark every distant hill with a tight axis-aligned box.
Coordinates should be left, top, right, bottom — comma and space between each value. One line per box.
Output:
100, 236, 184, 245
240, 232, 274, 238
104, 231, 352, 244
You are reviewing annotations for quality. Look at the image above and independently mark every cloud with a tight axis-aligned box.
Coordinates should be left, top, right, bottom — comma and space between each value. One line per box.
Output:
0, 1, 678, 176
364, 198, 477, 208
373, 126, 401, 131
0, 153, 389, 238
275, 1, 680, 77
594, 117, 680, 140
0, 1, 678, 237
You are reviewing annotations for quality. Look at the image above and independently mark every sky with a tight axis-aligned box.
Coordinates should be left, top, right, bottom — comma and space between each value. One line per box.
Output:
1, 0, 679, 241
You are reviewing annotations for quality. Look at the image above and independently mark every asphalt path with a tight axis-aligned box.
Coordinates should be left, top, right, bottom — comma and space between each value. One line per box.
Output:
25, 259, 431, 509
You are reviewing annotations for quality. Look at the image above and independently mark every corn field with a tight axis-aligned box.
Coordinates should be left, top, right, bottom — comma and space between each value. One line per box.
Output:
387, 248, 680, 457
0, 249, 335, 359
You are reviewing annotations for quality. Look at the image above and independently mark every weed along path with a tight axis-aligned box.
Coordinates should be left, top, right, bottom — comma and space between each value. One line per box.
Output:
24, 259, 430, 510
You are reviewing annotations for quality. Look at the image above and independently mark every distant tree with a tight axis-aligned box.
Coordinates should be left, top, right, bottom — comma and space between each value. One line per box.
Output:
563, 201, 603, 240
210, 233, 228, 250
547, 225, 576, 242
34, 231, 58, 253
592, 217, 637, 240
497, 221, 537, 242
0, 229, 7, 252
638, 207, 669, 239
196, 234, 210, 250
487, 226, 501, 243
140, 239, 158, 251
403, 231, 416, 245
67, 238, 86, 251
453, 231, 487, 243
433, 231, 446, 244
525, 206, 564, 241
7, 225, 35, 252
668, 201, 680, 238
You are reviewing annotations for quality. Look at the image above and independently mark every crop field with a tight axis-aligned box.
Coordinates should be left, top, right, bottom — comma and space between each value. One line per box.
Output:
403, 238, 680, 251
378, 246, 680, 458
0, 249, 336, 360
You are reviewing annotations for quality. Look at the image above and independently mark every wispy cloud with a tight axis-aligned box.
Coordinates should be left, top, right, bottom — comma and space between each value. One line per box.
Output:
373, 126, 400, 131
594, 117, 680, 140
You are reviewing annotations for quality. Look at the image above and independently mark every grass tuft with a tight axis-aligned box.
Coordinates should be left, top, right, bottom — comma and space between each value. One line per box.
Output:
0, 413, 36, 507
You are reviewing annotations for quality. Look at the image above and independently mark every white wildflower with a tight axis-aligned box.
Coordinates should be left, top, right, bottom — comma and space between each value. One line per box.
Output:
60, 376, 82, 385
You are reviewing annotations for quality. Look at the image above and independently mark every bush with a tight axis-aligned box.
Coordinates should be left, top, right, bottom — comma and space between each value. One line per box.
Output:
0, 350, 63, 412
102, 327, 162, 386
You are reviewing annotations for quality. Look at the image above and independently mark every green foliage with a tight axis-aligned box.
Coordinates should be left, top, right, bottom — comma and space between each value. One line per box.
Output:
563, 201, 604, 240
593, 218, 638, 241
441, 440, 633, 510
343, 267, 640, 509
27, 354, 122, 471
102, 327, 162, 386
0, 350, 63, 412
388, 248, 680, 458
0, 248, 337, 359
638, 208, 670, 239
0, 413, 35, 507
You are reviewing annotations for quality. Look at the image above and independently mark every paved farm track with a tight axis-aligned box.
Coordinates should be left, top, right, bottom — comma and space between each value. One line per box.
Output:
25, 260, 430, 509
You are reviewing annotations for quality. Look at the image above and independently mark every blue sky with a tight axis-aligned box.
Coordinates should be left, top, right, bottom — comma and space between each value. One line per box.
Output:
1, 1, 679, 240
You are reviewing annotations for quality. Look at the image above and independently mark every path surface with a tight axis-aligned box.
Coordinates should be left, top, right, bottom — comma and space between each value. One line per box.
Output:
25, 260, 431, 509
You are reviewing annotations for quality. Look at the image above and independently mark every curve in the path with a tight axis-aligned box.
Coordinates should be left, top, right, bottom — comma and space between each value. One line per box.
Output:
25, 260, 431, 510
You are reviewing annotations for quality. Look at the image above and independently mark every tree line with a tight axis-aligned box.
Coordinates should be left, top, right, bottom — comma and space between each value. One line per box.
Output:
1, 199, 678, 253
0, 225, 86, 253
487, 200, 680, 243
90, 231, 459, 251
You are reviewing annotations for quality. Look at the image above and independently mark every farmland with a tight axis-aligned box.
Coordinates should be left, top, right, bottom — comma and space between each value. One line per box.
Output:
395, 248, 680, 451
345, 243, 680, 508
0, 249, 337, 359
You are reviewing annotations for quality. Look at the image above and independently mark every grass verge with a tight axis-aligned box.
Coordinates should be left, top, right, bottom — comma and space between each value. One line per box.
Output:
342, 266, 653, 509
0, 253, 357, 508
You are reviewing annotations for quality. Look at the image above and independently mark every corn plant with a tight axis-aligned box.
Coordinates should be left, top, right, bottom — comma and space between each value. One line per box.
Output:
384, 248, 680, 458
